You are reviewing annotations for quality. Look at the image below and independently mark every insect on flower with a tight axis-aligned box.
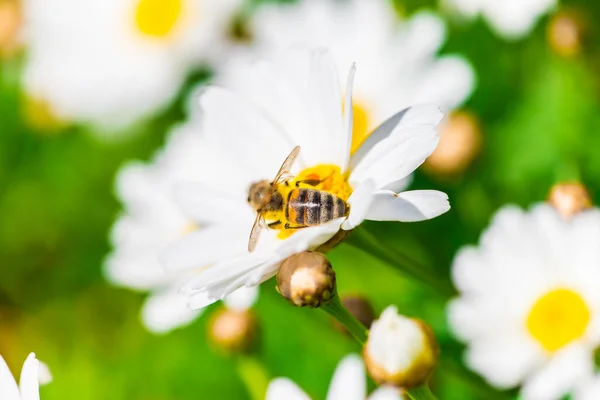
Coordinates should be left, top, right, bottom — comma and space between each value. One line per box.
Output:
247, 146, 349, 252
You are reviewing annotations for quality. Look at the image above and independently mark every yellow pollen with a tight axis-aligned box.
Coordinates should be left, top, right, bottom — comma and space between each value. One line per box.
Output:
350, 101, 372, 155
526, 288, 590, 352
135, 0, 183, 39
277, 165, 352, 240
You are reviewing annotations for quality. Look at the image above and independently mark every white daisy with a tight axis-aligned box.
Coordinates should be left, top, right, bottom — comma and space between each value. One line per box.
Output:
266, 354, 404, 400
1, 353, 47, 400
105, 108, 257, 334
162, 47, 450, 310
226, 0, 474, 154
448, 204, 600, 400
22, 0, 242, 131
444, 0, 557, 40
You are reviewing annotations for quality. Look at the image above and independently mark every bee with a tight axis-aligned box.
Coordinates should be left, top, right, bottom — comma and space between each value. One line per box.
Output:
247, 146, 349, 252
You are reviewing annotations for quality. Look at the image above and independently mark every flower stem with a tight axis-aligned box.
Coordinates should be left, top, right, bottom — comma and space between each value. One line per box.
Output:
346, 227, 456, 297
235, 356, 270, 400
321, 294, 368, 344
406, 384, 438, 400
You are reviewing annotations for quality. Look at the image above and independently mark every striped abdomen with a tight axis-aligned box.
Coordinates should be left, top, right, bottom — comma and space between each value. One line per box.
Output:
286, 188, 349, 227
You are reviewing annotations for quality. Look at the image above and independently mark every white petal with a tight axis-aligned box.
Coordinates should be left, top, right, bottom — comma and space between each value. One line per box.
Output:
350, 105, 443, 171
368, 386, 405, 400
341, 63, 357, 171
37, 362, 52, 386
326, 355, 365, 400
365, 190, 450, 222
342, 180, 375, 230
0, 355, 20, 400
141, 290, 203, 334
160, 225, 248, 272
19, 353, 40, 400
173, 182, 251, 225
350, 125, 439, 189
266, 378, 310, 400
223, 286, 259, 311
198, 86, 296, 180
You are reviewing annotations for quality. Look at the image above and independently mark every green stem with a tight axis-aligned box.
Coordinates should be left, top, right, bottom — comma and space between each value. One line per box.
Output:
406, 384, 438, 400
321, 295, 368, 344
235, 356, 270, 400
346, 227, 456, 297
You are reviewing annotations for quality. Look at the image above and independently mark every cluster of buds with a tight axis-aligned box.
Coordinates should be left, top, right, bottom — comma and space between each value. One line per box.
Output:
547, 9, 587, 58
548, 182, 592, 217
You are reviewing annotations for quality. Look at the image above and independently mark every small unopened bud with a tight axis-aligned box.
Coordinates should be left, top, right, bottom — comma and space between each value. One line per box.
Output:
547, 10, 586, 58
363, 306, 438, 388
0, 0, 21, 58
333, 295, 376, 334
208, 308, 258, 354
548, 182, 592, 217
277, 251, 335, 307
425, 111, 481, 177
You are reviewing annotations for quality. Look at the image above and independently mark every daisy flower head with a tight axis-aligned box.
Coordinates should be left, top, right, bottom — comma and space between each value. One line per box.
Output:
22, 0, 242, 131
227, 0, 474, 155
444, 0, 557, 40
449, 204, 600, 399
266, 354, 404, 400
162, 47, 450, 310
1, 353, 49, 400
105, 106, 258, 334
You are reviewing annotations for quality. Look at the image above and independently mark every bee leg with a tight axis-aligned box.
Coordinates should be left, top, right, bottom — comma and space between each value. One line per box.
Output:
283, 223, 304, 230
268, 220, 283, 229
295, 179, 322, 187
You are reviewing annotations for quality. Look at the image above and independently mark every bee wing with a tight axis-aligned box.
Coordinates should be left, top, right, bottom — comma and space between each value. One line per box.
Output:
273, 145, 300, 184
248, 213, 266, 253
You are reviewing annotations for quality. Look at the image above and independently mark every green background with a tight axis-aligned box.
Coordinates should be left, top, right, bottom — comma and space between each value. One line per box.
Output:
2, 0, 600, 398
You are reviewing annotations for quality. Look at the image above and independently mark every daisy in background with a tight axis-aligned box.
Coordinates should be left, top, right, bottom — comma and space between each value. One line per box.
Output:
443, 0, 557, 40
105, 104, 257, 334
225, 0, 474, 154
266, 354, 404, 400
162, 46, 450, 310
21, 0, 242, 132
449, 204, 600, 399
1, 353, 51, 400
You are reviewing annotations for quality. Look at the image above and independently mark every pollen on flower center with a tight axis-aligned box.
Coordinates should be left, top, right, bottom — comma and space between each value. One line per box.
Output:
350, 100, 372, 155
277, 165, 352, 240
526, 288, 590, 352
135, 0, 183, 39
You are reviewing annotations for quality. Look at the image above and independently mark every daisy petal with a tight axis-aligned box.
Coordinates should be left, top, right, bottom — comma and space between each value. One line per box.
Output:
0, 355, 20, 400
223, 286, 259, 311
365, 190, 450, 222
343, 180, 375, 230
19, 353, 40, 400
173, 182, 250, 225
160, 225, 248, 272
350, 105, 443, 170
266, 378, 310, 400
326, 355, 365, 400
368, 386, 404, 400
141, 290, 203, 334
341, 63, 357, 171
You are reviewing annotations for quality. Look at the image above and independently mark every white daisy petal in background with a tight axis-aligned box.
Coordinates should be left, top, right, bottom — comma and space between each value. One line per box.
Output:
448, 204, 600, 399
22, 0, 243, 131
444, 0, 557, 40
266, 354, 404, 400
226, 0, 474, 157
163, 47, 449, 310
104, 100, 258, 334
1, 353, 48, 400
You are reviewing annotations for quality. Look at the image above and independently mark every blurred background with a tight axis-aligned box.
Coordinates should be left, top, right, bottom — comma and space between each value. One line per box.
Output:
2, 0, 600, 398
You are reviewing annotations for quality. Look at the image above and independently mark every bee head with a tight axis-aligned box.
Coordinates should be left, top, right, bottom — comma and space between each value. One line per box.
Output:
248, 180, 273, 211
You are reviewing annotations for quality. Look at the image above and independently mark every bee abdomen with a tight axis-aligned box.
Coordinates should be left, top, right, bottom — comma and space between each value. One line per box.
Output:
288, 188, 348, 227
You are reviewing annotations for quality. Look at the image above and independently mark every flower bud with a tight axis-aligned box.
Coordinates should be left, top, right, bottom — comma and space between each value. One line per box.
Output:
0, 0, 21, 58
277, 251, 335, 308
363, 306, 438, 388
208, 308, 258, 354
333, 295, 376, 334
424, 111, 481, 177
547, 10, 586, 58
548, 182, 592, 217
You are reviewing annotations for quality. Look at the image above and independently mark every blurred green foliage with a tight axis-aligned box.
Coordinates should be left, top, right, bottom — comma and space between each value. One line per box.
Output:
3, 0, 600, 398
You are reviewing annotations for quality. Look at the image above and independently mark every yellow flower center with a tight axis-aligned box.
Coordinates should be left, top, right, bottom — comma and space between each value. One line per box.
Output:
135, 0, 183, 39
277, 165, 352, 239
350, 100, 372, 154
526, 288, 590, 352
